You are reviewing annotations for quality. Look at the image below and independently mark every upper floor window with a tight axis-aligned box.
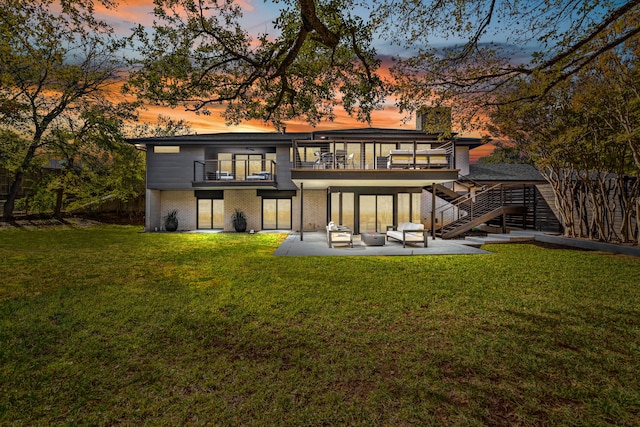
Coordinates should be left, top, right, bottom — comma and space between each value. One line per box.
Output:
154, 146, 180, 153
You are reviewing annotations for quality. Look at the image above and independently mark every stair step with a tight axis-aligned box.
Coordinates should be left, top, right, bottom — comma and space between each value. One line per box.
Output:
464, 233, 535, 244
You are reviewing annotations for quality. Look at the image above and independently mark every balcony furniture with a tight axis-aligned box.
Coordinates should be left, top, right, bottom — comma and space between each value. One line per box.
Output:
207, 171, 234, 180
362, 232, 385, 246
320, 152, 334, 168
386, 222, 428, 247
387, 149, 448, 169
335, 150, 347, 168
326, 222, 353, 248
346, 153, 355, 168
216, 171, 234, 180
247, 171, 272, 180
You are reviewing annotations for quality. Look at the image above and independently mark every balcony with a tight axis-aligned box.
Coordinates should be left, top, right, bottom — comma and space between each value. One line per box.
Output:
292, 140, 454, 170
193, 159, 276, 187
291, 139, 459, 190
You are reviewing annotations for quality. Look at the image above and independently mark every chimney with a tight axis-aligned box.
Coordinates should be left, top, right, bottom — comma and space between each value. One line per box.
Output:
416, 107, 452, 134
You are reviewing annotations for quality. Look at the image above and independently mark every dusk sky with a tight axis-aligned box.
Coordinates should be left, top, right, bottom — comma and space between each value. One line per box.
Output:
98, 0, 497, 160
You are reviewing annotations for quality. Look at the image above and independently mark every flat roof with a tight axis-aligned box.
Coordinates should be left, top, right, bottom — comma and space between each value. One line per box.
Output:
129, 127, 484, 148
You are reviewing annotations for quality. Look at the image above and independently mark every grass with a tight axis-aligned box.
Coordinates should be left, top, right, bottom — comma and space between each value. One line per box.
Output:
1, 225, 639, 426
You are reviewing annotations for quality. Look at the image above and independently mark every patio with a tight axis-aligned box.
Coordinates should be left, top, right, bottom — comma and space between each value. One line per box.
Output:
273, 232, 492, 256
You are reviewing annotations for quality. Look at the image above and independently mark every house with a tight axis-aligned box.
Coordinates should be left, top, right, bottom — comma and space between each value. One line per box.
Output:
130, 124, 486, 234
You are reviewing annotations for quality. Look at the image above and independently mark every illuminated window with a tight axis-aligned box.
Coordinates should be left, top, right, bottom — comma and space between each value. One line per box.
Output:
154, 146, 180, 153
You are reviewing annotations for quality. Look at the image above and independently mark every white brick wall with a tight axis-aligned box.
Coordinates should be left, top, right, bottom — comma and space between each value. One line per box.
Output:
223, 189, 263, 231
152, 188, 329, 232
292, 189, 327, 231
160, 190, 197, 231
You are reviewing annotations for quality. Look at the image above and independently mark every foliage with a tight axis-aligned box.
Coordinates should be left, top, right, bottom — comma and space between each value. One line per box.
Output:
1, 227, 639, 425
0, 0, 137, 219
478, 140, 532, 164
164, 209, 179, 231
384, 0, 640, 129
231, 208, 247, 232
489, 43, 640, 244
126, 0, 387, 128
125, 0, 639, 129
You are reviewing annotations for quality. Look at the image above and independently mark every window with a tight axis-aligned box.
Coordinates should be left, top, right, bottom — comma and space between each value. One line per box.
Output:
359, 195, 393, 233
153, 146, 180, 153
398, 192, 422, 223
330, 192, 354, 230
197, 199, 224, 229
262, 199, 291, 229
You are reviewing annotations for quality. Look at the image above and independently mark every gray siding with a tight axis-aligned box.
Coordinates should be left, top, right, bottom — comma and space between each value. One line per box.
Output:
146, 146, 205, 189
275, 146, 296, 190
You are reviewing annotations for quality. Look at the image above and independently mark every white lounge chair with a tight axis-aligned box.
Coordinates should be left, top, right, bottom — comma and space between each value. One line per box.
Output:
387, 149, 448, 169
386, 222, 428, 247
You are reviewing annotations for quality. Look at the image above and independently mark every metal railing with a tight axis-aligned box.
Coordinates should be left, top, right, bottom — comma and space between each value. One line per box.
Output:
292, 148, 453, 170
193, 159, 276, 182
435, 184, 504, 229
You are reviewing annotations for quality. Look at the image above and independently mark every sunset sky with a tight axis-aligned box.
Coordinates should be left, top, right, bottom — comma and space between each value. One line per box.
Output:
99, 0, 496, 161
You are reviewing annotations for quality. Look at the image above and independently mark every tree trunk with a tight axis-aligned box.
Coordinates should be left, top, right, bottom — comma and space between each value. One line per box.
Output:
54, 187, 64, 219
3, 170, 24, 220
3, 143, 39, 219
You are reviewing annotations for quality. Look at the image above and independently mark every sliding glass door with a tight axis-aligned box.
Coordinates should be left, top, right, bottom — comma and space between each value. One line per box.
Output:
359, 195, 393, 233
330, 192, 354, 230
197, 199, 224, 229
263, 199, 292, 230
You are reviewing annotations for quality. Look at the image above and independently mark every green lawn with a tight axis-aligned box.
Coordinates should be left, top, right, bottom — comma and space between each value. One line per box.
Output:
1, 226, 639, 426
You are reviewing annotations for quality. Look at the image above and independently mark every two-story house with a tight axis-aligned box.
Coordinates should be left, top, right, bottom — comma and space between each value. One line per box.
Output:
131, 126, 484, 234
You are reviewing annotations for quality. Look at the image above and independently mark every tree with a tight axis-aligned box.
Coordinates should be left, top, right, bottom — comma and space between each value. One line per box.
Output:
126, 0, 386, 128
478, 140, 531, 164
385, 0, 640, 129
0, 0, 129, 219
489, 42, 640, 244
126, 0, 639, 129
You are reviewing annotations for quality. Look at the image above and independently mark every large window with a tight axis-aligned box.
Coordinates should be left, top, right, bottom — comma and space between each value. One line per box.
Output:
359, 195, 393, 233
397, 192, 422, 224
234, 154, 263, 179
330, 192, 354, 230
197, 199, 224, 229
263, 199, 291, 230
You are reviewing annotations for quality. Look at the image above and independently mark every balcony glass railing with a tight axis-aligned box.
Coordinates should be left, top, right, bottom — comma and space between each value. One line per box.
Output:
193, 159, 276, 182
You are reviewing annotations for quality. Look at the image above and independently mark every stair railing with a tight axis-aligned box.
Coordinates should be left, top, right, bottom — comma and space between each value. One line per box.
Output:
435, 184, 503, 230
457, 174, 486, 191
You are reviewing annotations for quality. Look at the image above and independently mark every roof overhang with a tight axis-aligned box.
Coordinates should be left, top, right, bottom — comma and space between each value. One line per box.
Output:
291, 169, 459, 190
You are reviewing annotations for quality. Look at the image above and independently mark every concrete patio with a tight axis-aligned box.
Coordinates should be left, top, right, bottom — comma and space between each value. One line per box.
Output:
273, 232, 493, 256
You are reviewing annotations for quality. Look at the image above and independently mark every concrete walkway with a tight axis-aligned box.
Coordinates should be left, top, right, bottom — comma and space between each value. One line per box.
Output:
274, 232, 492, 257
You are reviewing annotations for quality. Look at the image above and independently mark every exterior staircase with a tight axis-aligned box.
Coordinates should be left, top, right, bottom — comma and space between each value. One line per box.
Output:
433, 184, 526, 239
430, 183, 463, 204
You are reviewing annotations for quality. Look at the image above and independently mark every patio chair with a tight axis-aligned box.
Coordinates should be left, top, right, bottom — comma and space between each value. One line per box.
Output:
386, 222, 428, 247
326, 221, 353, 248
346, 153, 355, 168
